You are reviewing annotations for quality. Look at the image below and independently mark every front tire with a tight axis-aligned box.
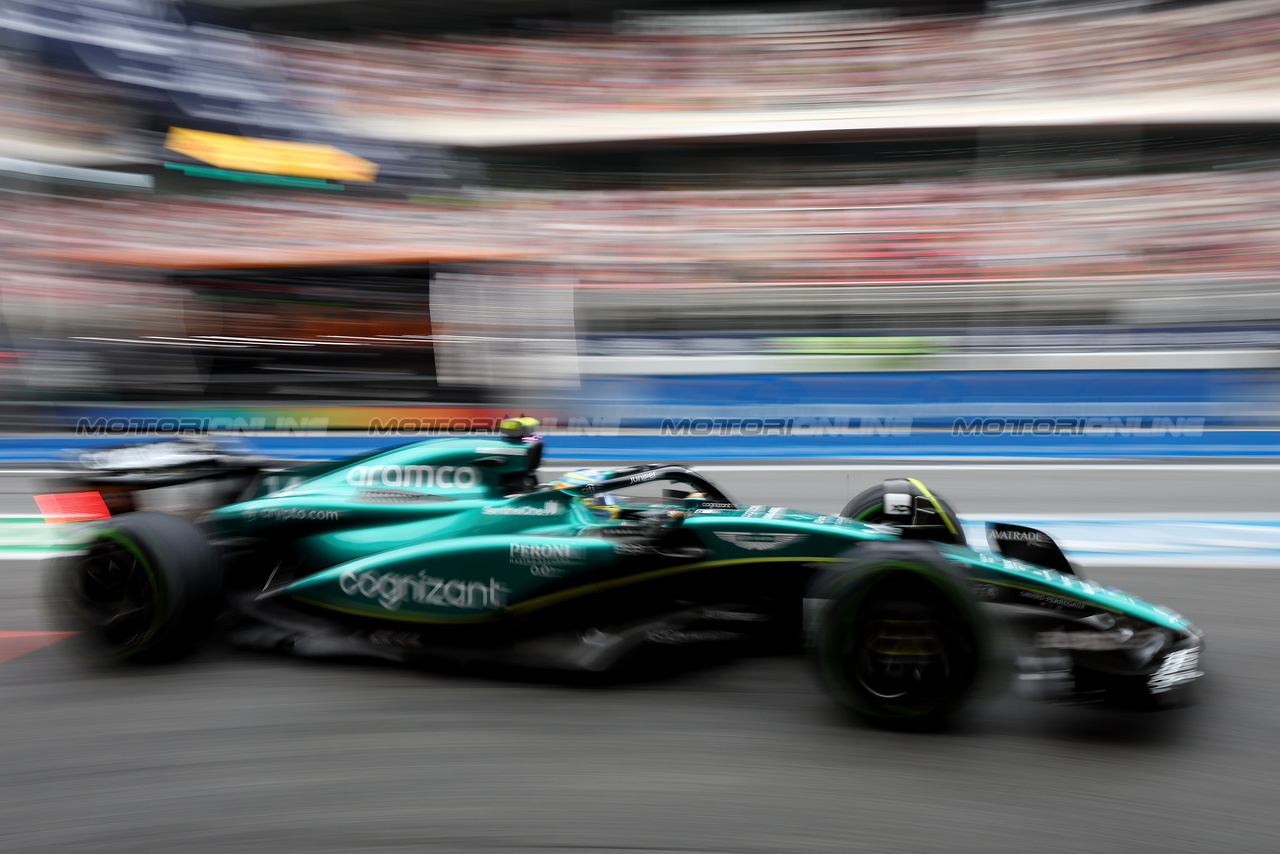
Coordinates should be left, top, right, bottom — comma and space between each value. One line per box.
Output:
49, 512, 222, 663
809, 542, 990, 729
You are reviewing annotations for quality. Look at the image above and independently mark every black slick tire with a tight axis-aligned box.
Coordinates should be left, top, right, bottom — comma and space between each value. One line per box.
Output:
809, 541, 990, 730
49, 512, 222, 664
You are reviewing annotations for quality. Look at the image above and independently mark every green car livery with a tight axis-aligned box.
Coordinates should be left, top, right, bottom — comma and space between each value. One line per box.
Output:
48, 421, 1203, 728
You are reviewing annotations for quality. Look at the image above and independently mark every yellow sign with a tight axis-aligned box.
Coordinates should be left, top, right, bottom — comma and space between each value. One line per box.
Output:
165, 127, 378, 183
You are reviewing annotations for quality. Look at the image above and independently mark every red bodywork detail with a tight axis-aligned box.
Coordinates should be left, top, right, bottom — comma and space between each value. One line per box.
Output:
34, 492, 112, 524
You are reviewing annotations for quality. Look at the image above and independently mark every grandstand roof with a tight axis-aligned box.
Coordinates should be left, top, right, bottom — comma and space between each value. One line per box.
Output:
345, 91, 1280, 149
202, 0, 976, 34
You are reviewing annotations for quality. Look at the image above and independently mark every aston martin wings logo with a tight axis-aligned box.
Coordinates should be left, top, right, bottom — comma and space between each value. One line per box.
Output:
714, 532, 806, 551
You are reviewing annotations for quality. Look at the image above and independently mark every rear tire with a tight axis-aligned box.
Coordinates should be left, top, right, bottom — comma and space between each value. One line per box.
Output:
49, 512, 222, 663
809, 542, 989, 729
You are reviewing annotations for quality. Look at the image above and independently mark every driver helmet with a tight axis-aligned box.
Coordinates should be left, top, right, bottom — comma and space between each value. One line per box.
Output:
552, 468, 619, 519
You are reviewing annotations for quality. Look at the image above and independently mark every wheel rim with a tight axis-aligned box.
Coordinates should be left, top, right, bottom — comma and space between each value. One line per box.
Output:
65, 537, 160, 653
849, 617, 955, 702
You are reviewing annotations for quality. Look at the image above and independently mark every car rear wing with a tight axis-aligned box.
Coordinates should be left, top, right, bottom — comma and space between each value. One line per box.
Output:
49, 437, 265, 515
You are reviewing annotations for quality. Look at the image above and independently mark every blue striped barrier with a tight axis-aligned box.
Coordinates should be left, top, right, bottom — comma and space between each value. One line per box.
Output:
6, 429, 1280, 461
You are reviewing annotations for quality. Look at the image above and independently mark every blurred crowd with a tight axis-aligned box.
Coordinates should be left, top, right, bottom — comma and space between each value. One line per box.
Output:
3, 0, 1276, 152
0, 0, 1276, 405
1, 0, 1278, 366
0, 56, 133, 147
273, 0, 1280, 119
6, 166, 1280, 293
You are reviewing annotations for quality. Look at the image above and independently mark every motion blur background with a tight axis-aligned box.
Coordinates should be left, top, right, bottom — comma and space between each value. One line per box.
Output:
2, 0, 1280, 437
6, 5, 1280, 854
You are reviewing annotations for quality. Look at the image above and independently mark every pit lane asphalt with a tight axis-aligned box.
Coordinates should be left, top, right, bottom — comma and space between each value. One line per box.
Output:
1, 466, 1278, 854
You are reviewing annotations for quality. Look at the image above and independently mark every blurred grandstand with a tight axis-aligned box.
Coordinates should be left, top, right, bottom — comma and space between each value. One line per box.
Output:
1, 0, 1279, 413
267, 0, 1280, 143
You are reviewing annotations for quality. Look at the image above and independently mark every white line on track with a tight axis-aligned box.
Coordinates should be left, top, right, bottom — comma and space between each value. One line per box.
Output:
8, 462, 1280, 477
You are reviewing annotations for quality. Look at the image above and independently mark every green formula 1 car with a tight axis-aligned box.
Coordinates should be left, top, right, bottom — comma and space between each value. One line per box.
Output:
46, 421, 1204, 728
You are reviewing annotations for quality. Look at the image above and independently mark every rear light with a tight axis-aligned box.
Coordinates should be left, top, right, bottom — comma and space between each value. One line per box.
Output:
34, 492, 112, 524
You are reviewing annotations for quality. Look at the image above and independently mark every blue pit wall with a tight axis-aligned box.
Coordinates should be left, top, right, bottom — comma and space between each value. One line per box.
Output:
6, 430, 1280, 462
16, 368, 1280, 461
